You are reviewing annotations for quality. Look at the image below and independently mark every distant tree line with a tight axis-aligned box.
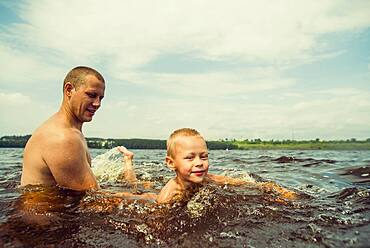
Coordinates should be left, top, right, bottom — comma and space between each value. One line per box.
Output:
225, 138, 370, 144
1, 135, 369, 149
0, 135, 31, 147
0, 135, 237, 150
87, 137, 236, 150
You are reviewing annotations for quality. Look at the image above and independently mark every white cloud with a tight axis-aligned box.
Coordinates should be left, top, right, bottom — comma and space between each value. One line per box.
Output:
0, 92, 31, 105
0, 44, 65, 85
119, 68, 296, 96
1, 1, 369, 139
83, 87, 370, 140
4, 0, 370, 71
0, 91, 54, 135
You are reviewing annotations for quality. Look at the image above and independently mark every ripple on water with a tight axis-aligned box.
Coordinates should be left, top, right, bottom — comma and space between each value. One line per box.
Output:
1, 148, 370, 247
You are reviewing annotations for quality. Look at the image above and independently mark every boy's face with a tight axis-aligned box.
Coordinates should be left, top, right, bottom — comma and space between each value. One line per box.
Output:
167, 135, 209, 186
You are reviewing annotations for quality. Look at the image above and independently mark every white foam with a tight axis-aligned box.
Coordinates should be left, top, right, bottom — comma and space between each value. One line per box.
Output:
92, 148, 124, 183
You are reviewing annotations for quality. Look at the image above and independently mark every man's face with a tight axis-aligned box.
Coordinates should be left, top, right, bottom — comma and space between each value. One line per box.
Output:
169, 136, 209, 186
70, 75, 105, 122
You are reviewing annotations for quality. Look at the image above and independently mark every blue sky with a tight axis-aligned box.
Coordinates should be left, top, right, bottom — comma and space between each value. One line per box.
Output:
0, 1, 369, 140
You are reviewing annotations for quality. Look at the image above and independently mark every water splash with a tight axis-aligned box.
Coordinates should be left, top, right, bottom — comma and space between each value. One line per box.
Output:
92, 148, 124, 183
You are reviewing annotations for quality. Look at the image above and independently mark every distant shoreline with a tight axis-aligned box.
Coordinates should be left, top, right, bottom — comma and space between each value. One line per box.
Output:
1, 135, 369, 150
230, 140, 370, 150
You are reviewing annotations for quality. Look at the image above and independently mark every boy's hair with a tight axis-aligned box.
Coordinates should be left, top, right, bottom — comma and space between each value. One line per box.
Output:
63, 66, 105, 91
166, 128, 204, 158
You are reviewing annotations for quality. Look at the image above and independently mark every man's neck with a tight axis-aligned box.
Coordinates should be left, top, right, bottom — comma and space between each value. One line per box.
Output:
58, 105, 83, 131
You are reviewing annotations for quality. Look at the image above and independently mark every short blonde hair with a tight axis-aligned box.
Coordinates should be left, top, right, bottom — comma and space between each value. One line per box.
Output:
63, 66, 105, 91
167, 128, 205, 158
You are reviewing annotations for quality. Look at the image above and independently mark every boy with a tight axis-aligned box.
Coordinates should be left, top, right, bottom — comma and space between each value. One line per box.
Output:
141, 128, 296, 203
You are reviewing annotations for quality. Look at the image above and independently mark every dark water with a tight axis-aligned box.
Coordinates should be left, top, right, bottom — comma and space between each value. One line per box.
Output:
0, 148, 369, 247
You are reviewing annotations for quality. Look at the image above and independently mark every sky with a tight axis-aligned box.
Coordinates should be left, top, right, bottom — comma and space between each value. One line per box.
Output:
0, 0, 369, 141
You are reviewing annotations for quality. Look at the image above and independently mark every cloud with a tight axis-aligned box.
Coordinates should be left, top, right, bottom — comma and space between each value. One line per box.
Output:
1, 0, 369, 92
0, 44, 65, 86
3, 0, 370, 72
83, 87, 370, 140
119, 68, 296, 96
0, 92, 30, 105
1, 1, 369, 139
0, 91, 54, 135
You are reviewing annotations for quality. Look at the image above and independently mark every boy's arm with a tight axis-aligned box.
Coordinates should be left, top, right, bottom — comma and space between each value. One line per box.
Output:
207, 173, 254, 186
207, 174, 297, 200
113, 191, 157, 201
117, 146, 137, 183
257, 182, 297, 200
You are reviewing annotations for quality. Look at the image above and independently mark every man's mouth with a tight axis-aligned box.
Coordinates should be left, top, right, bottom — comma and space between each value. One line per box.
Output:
87, 108, 96, 116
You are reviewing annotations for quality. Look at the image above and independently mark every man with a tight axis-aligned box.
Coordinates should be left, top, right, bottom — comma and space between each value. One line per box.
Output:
21, 66, 105, 191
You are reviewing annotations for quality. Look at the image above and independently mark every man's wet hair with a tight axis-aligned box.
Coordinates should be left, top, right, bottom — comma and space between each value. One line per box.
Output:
63, 66, 105, 91
167, 128, 205, 158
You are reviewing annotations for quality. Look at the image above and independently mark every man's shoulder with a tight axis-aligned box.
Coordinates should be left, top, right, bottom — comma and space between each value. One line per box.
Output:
29, 121, 83, 149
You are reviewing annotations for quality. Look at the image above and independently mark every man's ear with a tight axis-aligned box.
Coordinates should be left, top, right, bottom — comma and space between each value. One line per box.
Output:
64, 82, 74, 97
166, 156, 176, 171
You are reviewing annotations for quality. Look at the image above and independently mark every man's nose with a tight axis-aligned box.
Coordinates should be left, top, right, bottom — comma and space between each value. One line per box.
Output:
92, 98, 101, 107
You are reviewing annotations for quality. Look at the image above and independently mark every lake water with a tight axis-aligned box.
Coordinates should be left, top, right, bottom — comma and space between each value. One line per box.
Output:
0, 148, 369, 247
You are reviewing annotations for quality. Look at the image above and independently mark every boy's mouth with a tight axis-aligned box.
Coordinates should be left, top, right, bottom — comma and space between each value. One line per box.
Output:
192, 170, 206, 176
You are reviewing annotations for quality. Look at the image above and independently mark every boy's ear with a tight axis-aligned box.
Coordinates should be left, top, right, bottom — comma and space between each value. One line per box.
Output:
165, 156, 176, 171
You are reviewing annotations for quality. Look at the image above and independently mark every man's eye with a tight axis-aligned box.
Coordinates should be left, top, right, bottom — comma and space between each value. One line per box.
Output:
87, 93, 96, 98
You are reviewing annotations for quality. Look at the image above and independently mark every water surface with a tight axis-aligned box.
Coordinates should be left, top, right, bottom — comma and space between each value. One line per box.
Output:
0, 148, 369, 247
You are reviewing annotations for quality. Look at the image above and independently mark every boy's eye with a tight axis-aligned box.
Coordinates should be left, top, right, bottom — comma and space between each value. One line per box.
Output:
184, 156, 194, 160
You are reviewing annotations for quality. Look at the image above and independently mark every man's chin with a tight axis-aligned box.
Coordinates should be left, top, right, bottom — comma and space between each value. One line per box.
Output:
81, 116, 93, 122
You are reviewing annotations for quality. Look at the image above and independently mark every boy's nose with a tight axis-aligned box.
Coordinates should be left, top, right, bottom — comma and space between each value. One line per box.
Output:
194, 157, 203, 166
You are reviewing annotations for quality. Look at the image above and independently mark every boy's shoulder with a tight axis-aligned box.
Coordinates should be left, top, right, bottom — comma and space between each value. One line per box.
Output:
157, 178, 182, 203
163, 178, 179, 190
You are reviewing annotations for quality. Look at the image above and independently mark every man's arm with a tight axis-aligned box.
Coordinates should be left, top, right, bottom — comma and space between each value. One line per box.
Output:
44, 133, 99, 191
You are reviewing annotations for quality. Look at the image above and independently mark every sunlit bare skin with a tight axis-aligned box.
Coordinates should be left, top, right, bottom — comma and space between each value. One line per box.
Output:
21, 73, 104, 191
155, 130, 298, 204
117, 146, 136, 183
116, 146, 154, 190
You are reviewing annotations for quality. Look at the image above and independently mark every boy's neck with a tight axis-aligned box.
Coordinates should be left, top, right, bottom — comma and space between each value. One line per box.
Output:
175, 176, 201, 191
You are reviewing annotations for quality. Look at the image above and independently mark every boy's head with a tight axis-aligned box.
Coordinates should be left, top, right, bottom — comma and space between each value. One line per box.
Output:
166, 128, 209, 185
167, 128, 204, 158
